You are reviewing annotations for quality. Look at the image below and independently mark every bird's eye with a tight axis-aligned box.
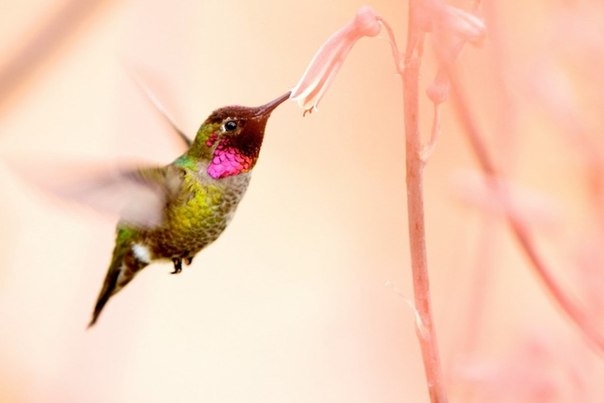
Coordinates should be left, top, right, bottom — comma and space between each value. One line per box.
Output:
223, 120, 238, 132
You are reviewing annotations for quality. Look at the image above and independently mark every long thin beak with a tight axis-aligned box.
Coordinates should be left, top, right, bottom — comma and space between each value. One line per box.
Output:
254, 91, 291, 117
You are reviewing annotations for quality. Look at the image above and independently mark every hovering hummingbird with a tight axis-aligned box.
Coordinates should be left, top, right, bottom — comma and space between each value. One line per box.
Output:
88, 91, 290, 327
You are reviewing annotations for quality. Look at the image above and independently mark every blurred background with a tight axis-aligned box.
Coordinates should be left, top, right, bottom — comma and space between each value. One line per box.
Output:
1, 0, 604, 402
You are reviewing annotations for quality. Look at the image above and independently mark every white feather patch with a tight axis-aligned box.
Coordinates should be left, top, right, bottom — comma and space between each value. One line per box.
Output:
132, 243, 152, 264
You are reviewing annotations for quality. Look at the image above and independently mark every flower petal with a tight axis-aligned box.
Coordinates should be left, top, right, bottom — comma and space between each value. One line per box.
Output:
290, 6, 382, 114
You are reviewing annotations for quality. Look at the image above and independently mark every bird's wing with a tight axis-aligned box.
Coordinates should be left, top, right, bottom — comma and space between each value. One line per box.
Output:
126, 67, 192, 149
8, 159, 185, 228
115, 165, 185, 227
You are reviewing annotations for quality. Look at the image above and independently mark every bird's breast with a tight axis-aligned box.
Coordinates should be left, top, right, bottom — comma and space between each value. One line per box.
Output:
149, 173, 251, 258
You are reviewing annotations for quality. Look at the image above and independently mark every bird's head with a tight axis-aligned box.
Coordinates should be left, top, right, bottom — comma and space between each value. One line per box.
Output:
192, 92, 290, 179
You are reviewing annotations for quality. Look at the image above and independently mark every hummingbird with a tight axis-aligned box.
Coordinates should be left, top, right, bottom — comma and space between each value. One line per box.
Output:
88, 91, 290, 327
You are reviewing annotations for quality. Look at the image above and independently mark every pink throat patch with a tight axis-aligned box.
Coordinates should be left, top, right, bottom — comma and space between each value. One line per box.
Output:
207, 147, 253, 179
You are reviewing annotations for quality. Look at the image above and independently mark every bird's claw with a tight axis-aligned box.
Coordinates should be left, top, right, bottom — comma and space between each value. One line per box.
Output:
171, 254, 193, 274
171, 257, 182, 274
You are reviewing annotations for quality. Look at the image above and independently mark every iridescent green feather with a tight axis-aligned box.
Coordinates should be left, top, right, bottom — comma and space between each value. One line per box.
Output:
186, 122, 221, 160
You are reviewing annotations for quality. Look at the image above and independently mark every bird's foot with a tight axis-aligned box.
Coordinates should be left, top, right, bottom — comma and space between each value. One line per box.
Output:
171, 257, 183, 274
171, 253, 193, 274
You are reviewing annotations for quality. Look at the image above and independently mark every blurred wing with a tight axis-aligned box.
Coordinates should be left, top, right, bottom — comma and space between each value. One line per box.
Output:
8, 159, 184, 228
126, 66, 192, 150
68, 167, 167, 228
117, 165, 184, 227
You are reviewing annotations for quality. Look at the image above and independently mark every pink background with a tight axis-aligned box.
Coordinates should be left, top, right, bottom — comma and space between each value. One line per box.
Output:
1, 1, 603, 402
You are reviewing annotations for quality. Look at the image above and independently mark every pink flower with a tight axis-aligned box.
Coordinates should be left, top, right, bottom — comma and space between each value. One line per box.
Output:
435, 5, 486, 46
426, 5, 486, 105
290, 6, 382, 115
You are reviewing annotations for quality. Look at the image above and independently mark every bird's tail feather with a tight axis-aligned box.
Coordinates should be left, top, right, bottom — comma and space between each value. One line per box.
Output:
88, 242, 146, 328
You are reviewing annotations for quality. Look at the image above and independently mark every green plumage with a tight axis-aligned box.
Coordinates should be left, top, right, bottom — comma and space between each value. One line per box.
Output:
89, 92, 290, 326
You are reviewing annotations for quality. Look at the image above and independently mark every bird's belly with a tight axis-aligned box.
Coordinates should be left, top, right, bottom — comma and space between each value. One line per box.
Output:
147, 177, 248, 259
150, 205, 228, 259
165, 226, 225, 259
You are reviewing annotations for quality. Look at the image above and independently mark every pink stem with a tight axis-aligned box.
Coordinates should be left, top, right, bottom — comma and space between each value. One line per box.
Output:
401, 2, 449, 402
445, 59, 604, 355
